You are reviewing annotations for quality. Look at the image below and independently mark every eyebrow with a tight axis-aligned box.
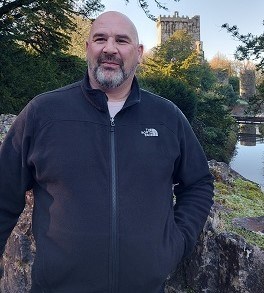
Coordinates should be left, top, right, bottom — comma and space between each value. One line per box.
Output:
116, 34, 131, 41
92, 33, 106, 39
92, 33, 132, 42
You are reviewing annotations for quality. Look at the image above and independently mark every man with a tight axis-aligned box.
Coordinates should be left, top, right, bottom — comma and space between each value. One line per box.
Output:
0, 11, 214, 293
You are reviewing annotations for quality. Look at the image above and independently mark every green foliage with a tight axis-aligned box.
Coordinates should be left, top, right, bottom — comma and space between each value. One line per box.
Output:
138, 75, 237, 162
138, 76, 197, 122
0, 0, 238, 164
141, 31, 196, 80
192, 91, 237, 162
244, 96, 264, 116
0, 42, 86, 114
66, 15, 91, 59
0, 0, 104, 55
0, 0, 184, 113
215, 179, 264, 249
141, 30, 216, 91
228, 76, 240, 93
139, 29, 237, 161
199, 61, 217, 92
153, 30, 195, 62
0, 0, 181, 55
213, 83, 239, 108
242, 80, 264, 115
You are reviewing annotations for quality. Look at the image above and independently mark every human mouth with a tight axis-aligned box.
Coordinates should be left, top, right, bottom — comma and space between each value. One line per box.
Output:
100, 60, 121, 69
98, 55, 123, 69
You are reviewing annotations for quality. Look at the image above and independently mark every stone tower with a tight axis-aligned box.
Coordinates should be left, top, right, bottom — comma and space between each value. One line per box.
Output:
156, 11, 204, 58
239, 69, 256, 99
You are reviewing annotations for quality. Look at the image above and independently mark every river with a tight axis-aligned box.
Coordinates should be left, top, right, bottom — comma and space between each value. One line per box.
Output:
229, 124, 264, 190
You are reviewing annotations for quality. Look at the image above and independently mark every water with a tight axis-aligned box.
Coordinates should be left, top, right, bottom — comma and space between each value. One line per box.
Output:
229, 124, 264, 190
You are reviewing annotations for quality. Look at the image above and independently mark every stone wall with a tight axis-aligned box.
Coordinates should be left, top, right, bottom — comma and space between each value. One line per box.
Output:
156, 11, 201, 45
0, 114, 17, 144
240, 69, 256, 100
166, 204, 264, 293
0, 192, 34, 293
156, 11, 204, 60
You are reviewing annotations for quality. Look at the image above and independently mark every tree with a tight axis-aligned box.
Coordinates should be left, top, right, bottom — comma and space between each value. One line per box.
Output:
209, 52, 249, 80
138, 75, 197, 122
152, 30, 196, 62
193, 91, 236, 162
229, 76, 240, 94
212, 83, 239, 108
222, 22, 264, 72
139, 30, 192, 78
0, 0, 104, 54
0, 41, 87, 114
209, 53, 233, 75
137, 30, 237, 161
140, 30, 216, 90
66, 15, 92, 59
0, 0, 180, 55
244, 80, 264, 115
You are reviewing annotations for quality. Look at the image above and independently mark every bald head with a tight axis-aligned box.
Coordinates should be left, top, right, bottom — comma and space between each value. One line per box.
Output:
86, 11, 143, 93
89, 11, 140, 44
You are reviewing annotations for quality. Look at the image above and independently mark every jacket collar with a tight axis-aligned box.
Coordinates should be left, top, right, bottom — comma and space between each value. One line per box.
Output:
81, 71, 141, 112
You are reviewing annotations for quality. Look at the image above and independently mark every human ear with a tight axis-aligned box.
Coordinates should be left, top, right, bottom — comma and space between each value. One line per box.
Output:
137, 44, 144, 64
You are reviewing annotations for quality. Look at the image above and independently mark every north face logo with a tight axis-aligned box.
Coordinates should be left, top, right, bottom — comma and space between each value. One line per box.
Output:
141, 128, 159, 137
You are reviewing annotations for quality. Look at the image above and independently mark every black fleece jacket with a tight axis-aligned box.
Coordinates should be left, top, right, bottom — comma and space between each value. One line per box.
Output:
0, 73, 214, 293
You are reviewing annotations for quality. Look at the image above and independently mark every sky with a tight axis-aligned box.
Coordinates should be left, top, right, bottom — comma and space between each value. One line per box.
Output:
101, 0, 264, 61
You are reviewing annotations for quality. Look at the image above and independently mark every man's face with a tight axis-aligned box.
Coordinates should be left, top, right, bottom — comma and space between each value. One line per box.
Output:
86, 12, 143, 90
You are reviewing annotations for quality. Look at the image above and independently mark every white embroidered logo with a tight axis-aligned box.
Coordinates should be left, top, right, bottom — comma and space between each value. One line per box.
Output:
141, 128, 159, 137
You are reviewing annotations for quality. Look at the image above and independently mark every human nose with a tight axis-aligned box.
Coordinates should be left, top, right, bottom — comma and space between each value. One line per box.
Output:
102, 38, 118, 54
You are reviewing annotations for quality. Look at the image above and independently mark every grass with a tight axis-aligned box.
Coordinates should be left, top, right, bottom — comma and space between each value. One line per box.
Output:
214, 178, 264, 249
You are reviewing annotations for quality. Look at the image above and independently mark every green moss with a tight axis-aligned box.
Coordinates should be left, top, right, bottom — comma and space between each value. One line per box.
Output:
214, 179, 264, 249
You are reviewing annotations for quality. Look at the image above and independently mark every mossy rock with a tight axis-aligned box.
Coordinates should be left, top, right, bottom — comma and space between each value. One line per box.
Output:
214, 179, 264, 249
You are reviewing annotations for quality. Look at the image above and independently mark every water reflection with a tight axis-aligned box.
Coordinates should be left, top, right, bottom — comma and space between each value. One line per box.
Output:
230, 124, 264, 190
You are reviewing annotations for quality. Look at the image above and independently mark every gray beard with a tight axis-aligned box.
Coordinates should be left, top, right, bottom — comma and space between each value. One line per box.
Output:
94, 65, 127, 89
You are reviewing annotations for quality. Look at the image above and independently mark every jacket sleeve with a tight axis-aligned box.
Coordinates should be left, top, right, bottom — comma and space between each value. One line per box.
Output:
0, 103, 35, 256
173, 110, 214, 258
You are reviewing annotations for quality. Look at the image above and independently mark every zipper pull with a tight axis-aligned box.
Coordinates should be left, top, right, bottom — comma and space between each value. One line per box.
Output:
110, 117, 115, 132
110, 117, 115, 127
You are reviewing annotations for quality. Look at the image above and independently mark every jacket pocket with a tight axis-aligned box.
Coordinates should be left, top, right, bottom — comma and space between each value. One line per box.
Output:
171, 221, 185, 267
159, 219, 185, 278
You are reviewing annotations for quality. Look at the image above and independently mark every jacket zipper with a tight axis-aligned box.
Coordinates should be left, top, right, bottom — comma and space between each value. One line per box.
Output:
110, 117, 118, 293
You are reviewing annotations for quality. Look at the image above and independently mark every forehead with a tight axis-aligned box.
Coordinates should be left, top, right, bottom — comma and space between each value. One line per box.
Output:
90, 13, 138, 42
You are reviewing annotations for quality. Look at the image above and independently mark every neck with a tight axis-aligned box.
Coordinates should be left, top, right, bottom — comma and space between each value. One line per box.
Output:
88, 72, 133, 102
105, 88, 131, 102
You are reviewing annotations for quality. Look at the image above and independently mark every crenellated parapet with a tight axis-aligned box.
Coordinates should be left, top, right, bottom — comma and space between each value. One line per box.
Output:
156, 11, 203, 58
157, 11, 201, 45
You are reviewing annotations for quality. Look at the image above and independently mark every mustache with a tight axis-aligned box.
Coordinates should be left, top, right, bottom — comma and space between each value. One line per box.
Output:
98, 54, 124, 66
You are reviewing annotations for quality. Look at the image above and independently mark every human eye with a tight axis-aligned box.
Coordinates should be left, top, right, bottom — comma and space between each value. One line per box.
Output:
116, 36, 130, 44
116, 39, 127, 44
93, 35, 107, 43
